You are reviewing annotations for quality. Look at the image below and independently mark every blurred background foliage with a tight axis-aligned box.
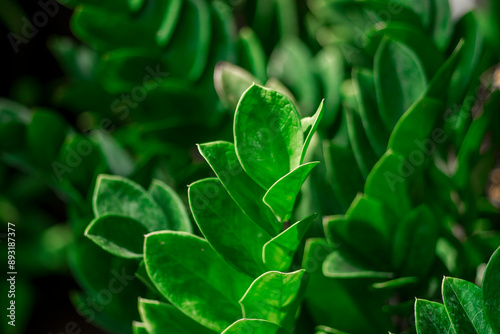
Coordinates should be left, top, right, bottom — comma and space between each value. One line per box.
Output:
1, 0, 499, 333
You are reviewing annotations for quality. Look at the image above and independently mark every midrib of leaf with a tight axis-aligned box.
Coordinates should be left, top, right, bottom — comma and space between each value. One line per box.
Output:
157, 252, 242, 309
204, 201, 266, 272
448, 284, 476, 333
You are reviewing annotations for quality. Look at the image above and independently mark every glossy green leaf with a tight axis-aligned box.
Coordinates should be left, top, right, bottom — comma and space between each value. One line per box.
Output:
366, 22, 444, 78
263, 214, 316, 272
138, 298, 215, 334
155, 0, 183, 46
189, 178, 270, 277
85, 214, 147, 259
214, 62, 259, 111
365, 151, 412, 218
263, 162, 319, 222
198, 141, 280, 235
301, 101, 324, 163
324, 215, 391, 270
323, 251, 393, 279
302, 238, 378, 332
374, 38, 427, 130
345, 194, 394, 241
222, 319, 283, 334
323, 136, 364, 211
483, 246, 500, 333
149, 179, 192, 233
353, 68, 389, 157
93, 174, 168, 232
234, 84, 303, 189
345, 106, 378, 178
388, 98, 444, 158
132, 322, 148, 334
144, 231, 253, 332
415, 299, 455, 334
442, 277, 493, 334
392, 205, 439, 277
240, 270, 307, 329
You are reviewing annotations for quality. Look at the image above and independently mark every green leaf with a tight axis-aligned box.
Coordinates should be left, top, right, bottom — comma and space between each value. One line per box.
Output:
301, 101, 324, 163
239, 270, 307, 329
149, 179, 192, 233
302, 238, 387, 332
155, 0, 183, 46
313, 46, 344, 126
135, 261, 162, 297
94, 131, 135, 177
237, 27, 267, 82
189, 178, 270, 277
268, 37, 318, 116
448, 13, 483, 106
263, 162, 319, 222
198, 141, 280, 235
214, 62, 259, 111
27, 110, 67, 169
71, 5, 153, 51
426, 40, 464, 101
127, 0, 144, 12
154, 0, 211, 81
263, 214, 316, 272
366, 22, 444, 79
353, 68, 389, 157
93, 175, 167, 232
365, 151, 412, 218
234, 84, 304, 189
144, 231, 253, 332
222, 319, 283, 334
483, 246, 500, 333
442, 277, 493, 334
371, 277, 418, 290
345, 106, 378, 178
415, 299, 455, 334
388, 98, 444, 158
138, 298, 215, 334
324, 215, 390, 269
323, 140, 364, 211
132, 322, 148, 334
374, 38, 427, 131
429, 0, 453, 51
322, 250, 393, 279
392, 205, 439, 277
275, 0, 298, 37
85, 214, 147, 259
345, 194, 394, 241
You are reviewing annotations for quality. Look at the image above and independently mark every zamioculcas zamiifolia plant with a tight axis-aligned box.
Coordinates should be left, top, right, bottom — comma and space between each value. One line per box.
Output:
415, 246, 500, 334
84, 85, 324, 333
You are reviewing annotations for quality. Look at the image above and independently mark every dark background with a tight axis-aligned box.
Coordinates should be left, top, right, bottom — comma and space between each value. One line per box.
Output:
2, 1, 105, 333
